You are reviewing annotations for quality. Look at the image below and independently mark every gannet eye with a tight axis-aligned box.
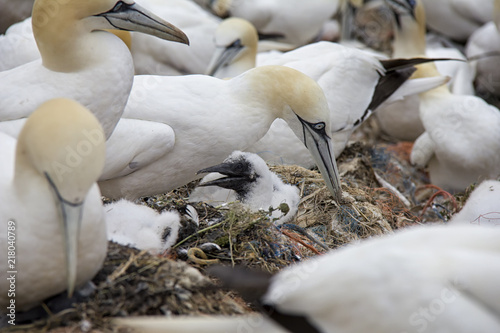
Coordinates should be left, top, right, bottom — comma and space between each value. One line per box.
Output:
230, 39, 242, 49
111, 1, 126, 12
312, 122, 325, 131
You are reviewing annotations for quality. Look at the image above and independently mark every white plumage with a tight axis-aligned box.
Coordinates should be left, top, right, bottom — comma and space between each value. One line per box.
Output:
410, 63, 500, 192
0, 98, 107, 312
450, 180, 500, 227
99, 65, 342, 202
105, 199, 181, 253
0, 0, 188, 139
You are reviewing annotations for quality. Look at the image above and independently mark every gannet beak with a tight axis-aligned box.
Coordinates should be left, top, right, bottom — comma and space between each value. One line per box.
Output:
298, 116, 342, 201
197, 161, 253, 190
60, 201, 84, 297
96, 1, 189, 45
206, 41, 243, 76
45, 173, 83, 297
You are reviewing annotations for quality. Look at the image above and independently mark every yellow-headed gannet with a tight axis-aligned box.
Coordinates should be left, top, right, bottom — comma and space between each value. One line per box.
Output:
410, 62, 500, 192
206, 17, 449, 166
105, 199, 181, 253
0, 17, 133, 72
116, 224, 500, 332
421, 0, 494, 42
0, 0, 188, 139
375, 0, 474, 141
449, 180, 500, 227
99, 65, 342, 201
189, 151, 300, 225
0, 98, 106, 312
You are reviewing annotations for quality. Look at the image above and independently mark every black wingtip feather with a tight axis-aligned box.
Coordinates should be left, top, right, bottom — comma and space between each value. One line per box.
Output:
380, 57, 465, 72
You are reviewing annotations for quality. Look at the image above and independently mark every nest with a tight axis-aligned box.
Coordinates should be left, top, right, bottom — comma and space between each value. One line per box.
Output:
5, 139, 468, 333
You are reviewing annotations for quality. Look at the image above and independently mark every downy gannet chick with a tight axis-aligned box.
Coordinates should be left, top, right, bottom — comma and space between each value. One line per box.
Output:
99, 65, 342, 202
189, 151, 300, 225
449, 180, 500, 227
0, 0, 189, 139
0, 98, 107, 312
116, 224, 500, 332
105, 199, 181, 253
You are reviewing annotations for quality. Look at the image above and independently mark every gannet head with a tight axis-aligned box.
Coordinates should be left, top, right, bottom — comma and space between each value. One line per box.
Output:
16, 98, 106, 297
197, 151, 272, 202
32, 0, 189, 71
240, 66, 342, 201
206, 18, 258, 77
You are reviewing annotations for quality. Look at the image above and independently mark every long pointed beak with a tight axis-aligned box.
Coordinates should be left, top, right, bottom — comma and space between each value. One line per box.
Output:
44, 172, 84, 297
60, 200, 84, 297
96, 2, 189, 45
301, 122, 342, 202
197, 163, 251, 189
206, 44, 242, 76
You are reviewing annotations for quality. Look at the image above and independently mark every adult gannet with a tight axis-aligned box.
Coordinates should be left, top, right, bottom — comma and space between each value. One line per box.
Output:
105, 199, 181, 253
449, 180, 500, 227
0, 0, 189, 139
206, 18, 449, 166
410, 63, 500, 192
421, 0, 494, 42
0, 98, 107, 312
99, 65, 342, 201
189, 151, 300, 225
116, 224, 500, 332
375, 0, 474, 141
196, 0, 359, 47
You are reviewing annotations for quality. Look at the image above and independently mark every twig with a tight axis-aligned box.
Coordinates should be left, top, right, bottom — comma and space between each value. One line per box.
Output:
374, 171, 411, 208
172, 221, 225, 248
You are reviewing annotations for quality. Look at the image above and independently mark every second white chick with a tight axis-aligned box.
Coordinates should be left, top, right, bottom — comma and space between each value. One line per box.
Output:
105, 199, 180, 253
189, 151, 300, 225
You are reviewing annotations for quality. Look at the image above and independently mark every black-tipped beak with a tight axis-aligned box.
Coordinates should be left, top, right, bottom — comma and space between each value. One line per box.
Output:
197, 160, 254, 191
96, 1, 189, 45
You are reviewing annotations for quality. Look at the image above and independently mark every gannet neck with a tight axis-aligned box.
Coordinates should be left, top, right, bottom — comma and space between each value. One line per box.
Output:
416, 62, 451, 97
31, 0, 188, 72
14, 98, 106, 203
392, 0, 426, 58
32, 0, 122, 72
108, 29, 132, 50
234, 66, 331, 129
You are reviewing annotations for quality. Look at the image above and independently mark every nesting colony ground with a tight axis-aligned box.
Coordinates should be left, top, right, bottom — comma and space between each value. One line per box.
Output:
4, 122, 470, 332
